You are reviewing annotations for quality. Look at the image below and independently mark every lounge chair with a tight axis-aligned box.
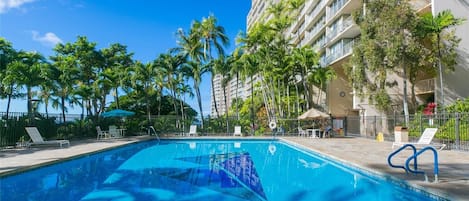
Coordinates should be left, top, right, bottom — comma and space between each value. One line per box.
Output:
233, 126, 242, 137
188, 125, 198, 136
25, 127, 70, 148
392, 128, 446, 150
96, 126, 110, 140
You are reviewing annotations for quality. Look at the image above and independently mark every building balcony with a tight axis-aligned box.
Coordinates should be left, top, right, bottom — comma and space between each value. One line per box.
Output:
326, 0, 360, 23
307, 0, 326, 24
326, 39, 354, 65
415, 78, 435, 95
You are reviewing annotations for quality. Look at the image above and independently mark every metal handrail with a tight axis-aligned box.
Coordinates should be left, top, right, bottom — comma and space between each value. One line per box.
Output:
405, 146, 439, 183
149, 126, 160, 142
387, 144, 417, 173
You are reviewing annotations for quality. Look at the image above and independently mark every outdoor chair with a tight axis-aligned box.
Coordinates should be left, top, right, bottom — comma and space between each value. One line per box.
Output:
187, 125, 198, 137
96, 126, 110, 140
25, 127, 70, 148
392, 128, 446, 150
298, 127, 308, 137
233, 126, 242, 137
109, 125, 121, 138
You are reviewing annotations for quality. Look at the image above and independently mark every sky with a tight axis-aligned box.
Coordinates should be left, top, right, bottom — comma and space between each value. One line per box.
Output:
0, 0, 251, 115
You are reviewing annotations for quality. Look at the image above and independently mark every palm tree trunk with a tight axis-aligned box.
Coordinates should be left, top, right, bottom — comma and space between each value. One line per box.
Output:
115, 88, 120, 109
223, 85, 229, 135
61, 96, 66, 123
211, 74, 220, 118
235, 73, 239, 120
195, 86, 205, 129
437, 34, 444, 109
27, 88, 35, 126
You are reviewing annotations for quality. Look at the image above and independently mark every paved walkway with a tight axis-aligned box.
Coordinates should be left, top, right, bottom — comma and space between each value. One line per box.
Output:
1, 136, 468, 200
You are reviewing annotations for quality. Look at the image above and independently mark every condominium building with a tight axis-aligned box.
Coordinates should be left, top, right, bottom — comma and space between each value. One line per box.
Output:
247, 0, 468, 116
212, 0, 468, 120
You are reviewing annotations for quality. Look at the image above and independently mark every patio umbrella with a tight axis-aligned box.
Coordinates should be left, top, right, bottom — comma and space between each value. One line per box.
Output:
298, 108, 329, 120
101, 109, 135, 118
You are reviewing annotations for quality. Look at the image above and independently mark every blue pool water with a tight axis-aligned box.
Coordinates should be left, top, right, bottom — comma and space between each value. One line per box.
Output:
0, 139, 443, 201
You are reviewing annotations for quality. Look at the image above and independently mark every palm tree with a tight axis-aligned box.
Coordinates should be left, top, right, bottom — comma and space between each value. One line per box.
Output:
156, 53, 184, 115
129, 61, 157, 126
417, 10, 465, 108
0, 38, 18, 120
101, 43, 134, 109
213, 56, 233, 134
183, 61, 208, 128
50, 43, 81, 122
4, 51, 47, 124
309, 67, 336, 106
196, 14, 229, 118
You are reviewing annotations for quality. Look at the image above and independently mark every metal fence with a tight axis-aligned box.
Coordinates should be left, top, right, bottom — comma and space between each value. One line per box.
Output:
344, 113, 469, 151
2, 111, 468, 151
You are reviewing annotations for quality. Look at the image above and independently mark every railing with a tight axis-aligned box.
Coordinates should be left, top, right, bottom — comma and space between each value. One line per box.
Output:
308, 0, 326, 22
327, 16, 354, 42
405, 146, 439, 183
346, 113, 469, 151
328, 0, 351, 21
415, 78, 435, 94
325, 39, 354, 64
387, 144, 417, 173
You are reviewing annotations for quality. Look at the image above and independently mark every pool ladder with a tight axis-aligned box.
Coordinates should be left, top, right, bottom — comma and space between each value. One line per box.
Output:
387, 144, 439, 183
149, 126, 160, 142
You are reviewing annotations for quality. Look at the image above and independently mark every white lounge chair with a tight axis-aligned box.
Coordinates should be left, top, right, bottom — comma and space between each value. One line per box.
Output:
96, 126, 110, 140
25, 127, 70, 148
233, 126, 242, 137
392, 128, 446, 150
188, 125, 198, 136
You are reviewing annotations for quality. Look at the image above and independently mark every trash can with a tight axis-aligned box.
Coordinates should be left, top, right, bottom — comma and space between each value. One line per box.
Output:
394, 126, 408, 143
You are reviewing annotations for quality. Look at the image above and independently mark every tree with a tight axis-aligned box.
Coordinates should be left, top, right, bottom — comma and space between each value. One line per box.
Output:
347, 0, 422, 122
50, 43, 81, 122
196, 14, 229, 118
416, 10, 465, 109
0, 38, 18, 119
101, 43, 134, 109
129, 61, 157, 126
5, 51, 47, 124
183, 61, 208, 128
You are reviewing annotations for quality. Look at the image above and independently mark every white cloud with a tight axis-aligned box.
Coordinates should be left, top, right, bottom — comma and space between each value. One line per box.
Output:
31, 31, 63, 47
0, 0, 36, 13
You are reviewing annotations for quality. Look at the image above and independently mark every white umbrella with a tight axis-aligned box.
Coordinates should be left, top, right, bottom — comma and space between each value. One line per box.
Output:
298, 108, 330, 120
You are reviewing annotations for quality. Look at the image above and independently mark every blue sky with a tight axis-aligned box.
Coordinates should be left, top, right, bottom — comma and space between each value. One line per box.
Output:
0, 0, 251, 115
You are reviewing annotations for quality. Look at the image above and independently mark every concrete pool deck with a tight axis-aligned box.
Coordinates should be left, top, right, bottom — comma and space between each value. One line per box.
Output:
1, 136, 468, 200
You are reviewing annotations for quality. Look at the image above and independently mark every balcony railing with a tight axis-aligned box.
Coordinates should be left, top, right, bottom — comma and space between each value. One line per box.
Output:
327, 16, 354, 42
308, 0, 326, 21
327, 0, 351, 21
326, 40, 354, 65
415, 78, 435, 94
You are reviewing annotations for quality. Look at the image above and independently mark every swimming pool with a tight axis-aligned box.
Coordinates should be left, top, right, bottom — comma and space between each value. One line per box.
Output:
0, 139, 444, 201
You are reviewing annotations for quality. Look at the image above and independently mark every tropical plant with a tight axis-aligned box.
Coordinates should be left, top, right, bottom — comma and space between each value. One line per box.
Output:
416, 10, 465, 108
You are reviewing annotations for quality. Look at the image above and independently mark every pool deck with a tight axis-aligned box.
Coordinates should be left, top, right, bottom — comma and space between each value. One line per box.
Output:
1, 136, 468, 200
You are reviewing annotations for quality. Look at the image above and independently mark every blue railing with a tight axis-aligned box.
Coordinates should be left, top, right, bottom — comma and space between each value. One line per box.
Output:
405, 146, 439, 183
387, 144, 417, 173
388, 145, 439, 183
